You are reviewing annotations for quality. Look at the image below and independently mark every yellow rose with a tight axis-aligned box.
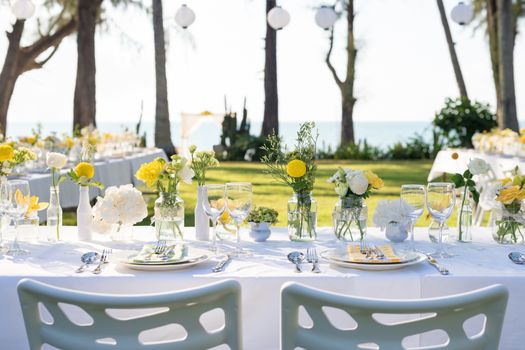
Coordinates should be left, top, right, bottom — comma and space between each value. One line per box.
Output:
27, 136, 37, 145
75, 162, 95, 179
64, 137, 74, 149
499, 177, 513, 186
497, 186, 525, 205
0, 144, 14, 162
364, 171, 384, 189
286, 160, 307, 178
135, 160, 164, 188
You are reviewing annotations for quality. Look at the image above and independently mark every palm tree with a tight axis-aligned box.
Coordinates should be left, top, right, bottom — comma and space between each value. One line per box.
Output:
73, 0, 101, 130
325, 0, 356, 146
152, 0, 175, 155
0, 1, 76, 136
436, 0, 468, 99
261, 0, 279, 137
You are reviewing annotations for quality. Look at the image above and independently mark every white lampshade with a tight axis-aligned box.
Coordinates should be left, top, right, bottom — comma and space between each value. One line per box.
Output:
451, 1, 473, 25
11, 0, 35, 20
267, 6, 290, 30
315, 6, 337, 30
175, 4, 195, 29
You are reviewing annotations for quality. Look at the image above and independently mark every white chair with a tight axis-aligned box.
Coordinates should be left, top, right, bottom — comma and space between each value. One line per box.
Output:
17, 278, 242, 350
281, 282, 508, 350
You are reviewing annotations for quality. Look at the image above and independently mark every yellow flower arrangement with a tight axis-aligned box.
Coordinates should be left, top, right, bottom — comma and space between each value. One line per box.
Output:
0, 144, 14, 162
497, 185, 525, 205
67, 162, 103, 188
135, 158, 165, 188
364, 171, 384, 189
286, 159, 307, 178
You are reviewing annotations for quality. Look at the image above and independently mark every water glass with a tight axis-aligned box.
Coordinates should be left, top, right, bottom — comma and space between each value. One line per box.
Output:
400, 184, 426, 250
426, 182, 455, 258
225, 182, 252, 254
6, 180, 30, 256
202, 184, 226, 252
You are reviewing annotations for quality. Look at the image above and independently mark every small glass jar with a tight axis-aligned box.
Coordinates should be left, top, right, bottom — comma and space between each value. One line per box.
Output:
154, 192, 185, 241
287, 192, 317, 241
492, 203, 524, 244
332, 197, 367, 241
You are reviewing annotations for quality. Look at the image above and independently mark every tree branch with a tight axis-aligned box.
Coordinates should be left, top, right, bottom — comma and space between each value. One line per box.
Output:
325, 27, 343, 88
34, 44, 60, 67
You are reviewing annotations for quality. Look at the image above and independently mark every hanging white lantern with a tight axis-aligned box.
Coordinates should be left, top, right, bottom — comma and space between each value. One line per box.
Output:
267, 6, 290, 30
175, 4, 195, 29
11, 0, 35, 20
451, 1, 473, 25
315, 6, 337, 30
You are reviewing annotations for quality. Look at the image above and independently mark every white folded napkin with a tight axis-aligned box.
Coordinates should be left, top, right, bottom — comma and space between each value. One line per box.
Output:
131, 244, 186, 263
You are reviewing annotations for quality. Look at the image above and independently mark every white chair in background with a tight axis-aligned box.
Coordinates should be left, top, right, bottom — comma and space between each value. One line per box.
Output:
17, 278, 242, 350
281, 282, 508, 350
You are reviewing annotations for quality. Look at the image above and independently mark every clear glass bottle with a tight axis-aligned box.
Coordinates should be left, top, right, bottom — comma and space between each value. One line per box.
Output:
456, 191, 473, 242
287, 192, 317, 241
332, 197, 367, 241
154, 192, 185, 241
46, 187, 63, 241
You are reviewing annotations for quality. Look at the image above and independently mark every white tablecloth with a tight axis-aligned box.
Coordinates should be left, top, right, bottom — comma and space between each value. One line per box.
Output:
13, 148, 166, 220
428, 149, 523, 181
1, 226, 524, 349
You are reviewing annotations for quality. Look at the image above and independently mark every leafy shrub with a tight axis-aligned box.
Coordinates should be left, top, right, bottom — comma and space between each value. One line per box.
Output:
433, 97, 497, 148
332, 140, 385, 160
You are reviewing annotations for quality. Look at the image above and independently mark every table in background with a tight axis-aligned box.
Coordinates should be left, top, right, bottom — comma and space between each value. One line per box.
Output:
13, 148, 167, 221
0, 227, 523, 349
428, 149, 523, 181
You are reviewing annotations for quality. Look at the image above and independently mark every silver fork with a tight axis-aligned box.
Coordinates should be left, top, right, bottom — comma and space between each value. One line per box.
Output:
307, 248, 321, 273
372, 245, 386, 260
144, 240, 166, 261
92, 249, 111, 275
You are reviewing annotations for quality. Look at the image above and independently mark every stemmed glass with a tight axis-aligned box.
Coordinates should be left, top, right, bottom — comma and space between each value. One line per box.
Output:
202, 184, 226, 252
400, 184, 426, 250
6, 180, 30, 256
225, 182, 252, 255
0, 180, 10, 251
426, 182, 455, 258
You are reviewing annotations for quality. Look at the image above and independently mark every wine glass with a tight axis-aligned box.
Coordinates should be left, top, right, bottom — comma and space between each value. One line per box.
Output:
400, 184, 426, 250
6, 180, 30, 256
426, 182, 455, 258
225, 182, 252, 255
202, 184, 226, 252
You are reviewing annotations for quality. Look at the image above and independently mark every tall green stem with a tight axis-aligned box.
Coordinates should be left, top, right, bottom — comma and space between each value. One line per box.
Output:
458, 186, 467, 241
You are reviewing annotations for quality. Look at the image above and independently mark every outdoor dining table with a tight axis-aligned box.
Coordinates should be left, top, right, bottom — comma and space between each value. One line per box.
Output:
0, 226, 523, 349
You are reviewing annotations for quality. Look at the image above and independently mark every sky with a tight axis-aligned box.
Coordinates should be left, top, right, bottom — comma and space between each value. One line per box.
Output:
0, 0, 524, 128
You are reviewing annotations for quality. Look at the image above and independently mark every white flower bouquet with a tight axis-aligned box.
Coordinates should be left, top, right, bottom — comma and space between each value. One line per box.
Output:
92, 184, 148, 234
372, 199, 414, 242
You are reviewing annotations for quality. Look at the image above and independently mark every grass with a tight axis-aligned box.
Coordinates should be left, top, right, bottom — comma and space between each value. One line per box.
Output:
64, 160, 446, 228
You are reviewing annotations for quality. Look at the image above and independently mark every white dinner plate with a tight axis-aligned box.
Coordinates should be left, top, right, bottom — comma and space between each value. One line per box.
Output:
320, 249, 426, 271
121, 248, 211, 271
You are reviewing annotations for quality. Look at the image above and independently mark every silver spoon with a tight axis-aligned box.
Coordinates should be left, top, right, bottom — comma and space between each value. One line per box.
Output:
287, 251, 304, 273
76, 252, 99, 273
509, 252, 525, 265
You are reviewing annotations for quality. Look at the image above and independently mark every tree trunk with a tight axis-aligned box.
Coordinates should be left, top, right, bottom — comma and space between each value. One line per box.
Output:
0, 20, 24, 136
152, 0, 175, 156
341, 0, 356, 146
261, 0, 279, 137
436, 0, 469, 99
73, 0, 100, 131
486, 0, 503, 125
497, 0, 518, 131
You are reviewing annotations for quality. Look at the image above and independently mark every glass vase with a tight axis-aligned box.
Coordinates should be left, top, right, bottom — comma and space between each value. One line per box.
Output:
456, 190, 473, 242
154, 192, 185, 241
287, 192, 317, 241
332, 197, 367, 241
46, 187, 63, 241
492, 203, 524, 244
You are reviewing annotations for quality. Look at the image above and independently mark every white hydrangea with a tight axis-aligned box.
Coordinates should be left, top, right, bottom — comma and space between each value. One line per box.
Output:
372, 199, 413, 229
467, 158, 491, 176
92, 184, 148, 233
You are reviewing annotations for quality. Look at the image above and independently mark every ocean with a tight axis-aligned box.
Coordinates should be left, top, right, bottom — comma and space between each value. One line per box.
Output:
6, 120, 433, 151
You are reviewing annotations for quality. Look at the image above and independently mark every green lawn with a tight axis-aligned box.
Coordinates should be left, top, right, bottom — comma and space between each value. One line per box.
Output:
65, 160, 445, 227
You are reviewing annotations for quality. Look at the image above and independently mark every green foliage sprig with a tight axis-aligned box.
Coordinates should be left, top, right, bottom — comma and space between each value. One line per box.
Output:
189, 145, 219, 186
246, 206, 279, 224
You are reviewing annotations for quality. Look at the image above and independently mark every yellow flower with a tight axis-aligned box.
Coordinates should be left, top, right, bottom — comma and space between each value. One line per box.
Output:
286, 160, 307, 178
75, 162, 95, 179
88, 135, 98, 146
428, 193, 453, 211
499, 177, 513, 186
135, 159, 164, 188
26, 135, 37, 145
364, 171, 384, 189
15, 191, 48, 218
520, 135, 525, 144
497, 186, 525, 205
64, 137, 74, 149
0, 144, 14, 162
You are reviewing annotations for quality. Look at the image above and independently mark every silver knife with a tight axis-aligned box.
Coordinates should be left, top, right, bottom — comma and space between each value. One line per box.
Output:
426, 254, 450, 275
212, 254, 232, 273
